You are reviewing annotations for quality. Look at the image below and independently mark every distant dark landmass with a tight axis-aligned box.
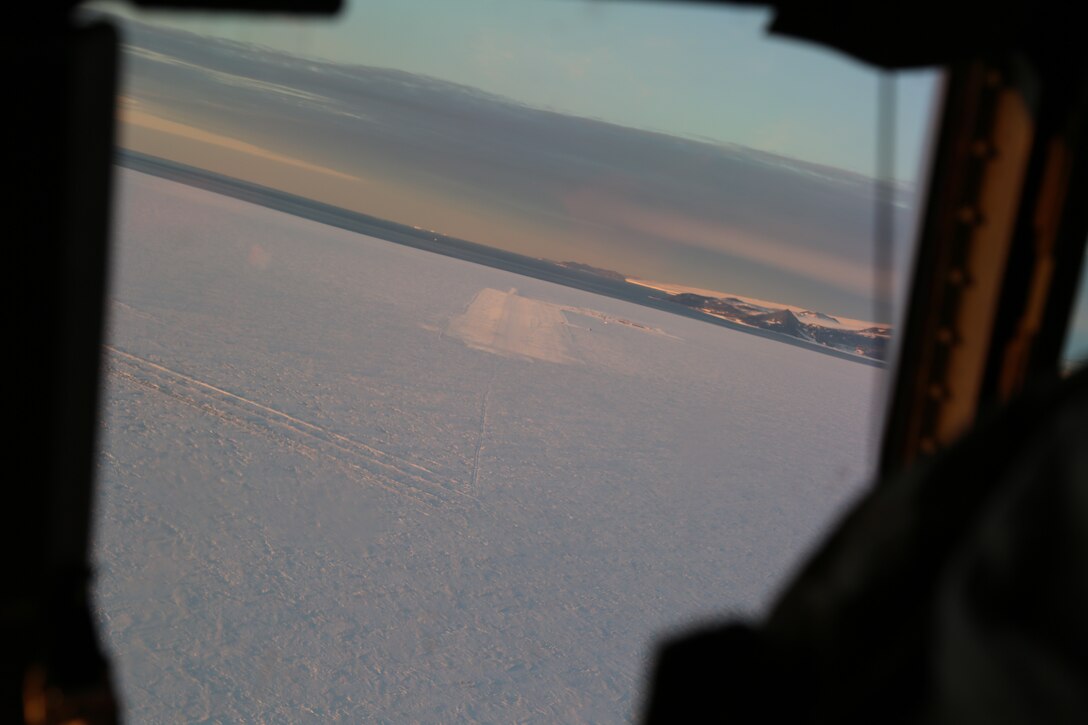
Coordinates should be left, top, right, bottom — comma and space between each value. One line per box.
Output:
115, 149, 885, 367
666, 293, 890, 360
552, 261, 629, 282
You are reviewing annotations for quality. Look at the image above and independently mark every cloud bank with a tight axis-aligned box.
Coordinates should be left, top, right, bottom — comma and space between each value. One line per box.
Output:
114, 16, 920, 319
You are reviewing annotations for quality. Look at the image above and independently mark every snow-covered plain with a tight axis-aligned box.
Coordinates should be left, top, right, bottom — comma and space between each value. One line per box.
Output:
94, 168, 883, 723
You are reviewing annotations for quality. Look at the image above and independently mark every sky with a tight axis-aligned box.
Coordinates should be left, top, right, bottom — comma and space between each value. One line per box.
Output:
88, 0, 943, 321
94, 0, 938, 181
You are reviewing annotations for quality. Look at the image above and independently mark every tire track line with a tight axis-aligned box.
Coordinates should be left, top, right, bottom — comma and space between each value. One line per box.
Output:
105, 346, 473, 508
468, 371, 494, 498
108, 363, 442, 509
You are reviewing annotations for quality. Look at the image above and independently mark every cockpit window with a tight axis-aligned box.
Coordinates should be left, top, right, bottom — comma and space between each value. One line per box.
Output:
87, 1, 941, 720
1062, 245, 1088, 372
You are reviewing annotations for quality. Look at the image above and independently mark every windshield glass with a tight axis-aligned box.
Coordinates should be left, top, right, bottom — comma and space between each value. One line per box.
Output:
87, 1, 941, 721
1063, 244, 1088, 371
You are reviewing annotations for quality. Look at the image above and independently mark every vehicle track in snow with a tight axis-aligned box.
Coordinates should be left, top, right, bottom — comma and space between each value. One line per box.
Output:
468, 366, 495, 498
105, 345, 474, 510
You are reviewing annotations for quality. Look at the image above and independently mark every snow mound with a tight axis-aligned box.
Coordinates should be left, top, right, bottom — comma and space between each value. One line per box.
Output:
447, 287, 579, 364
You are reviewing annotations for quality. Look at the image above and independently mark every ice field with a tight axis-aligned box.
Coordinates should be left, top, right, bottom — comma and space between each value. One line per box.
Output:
93, 168, 882, 722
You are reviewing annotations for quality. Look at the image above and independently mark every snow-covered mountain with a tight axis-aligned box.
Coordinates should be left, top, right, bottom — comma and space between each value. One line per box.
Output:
651, 290, 890, 361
